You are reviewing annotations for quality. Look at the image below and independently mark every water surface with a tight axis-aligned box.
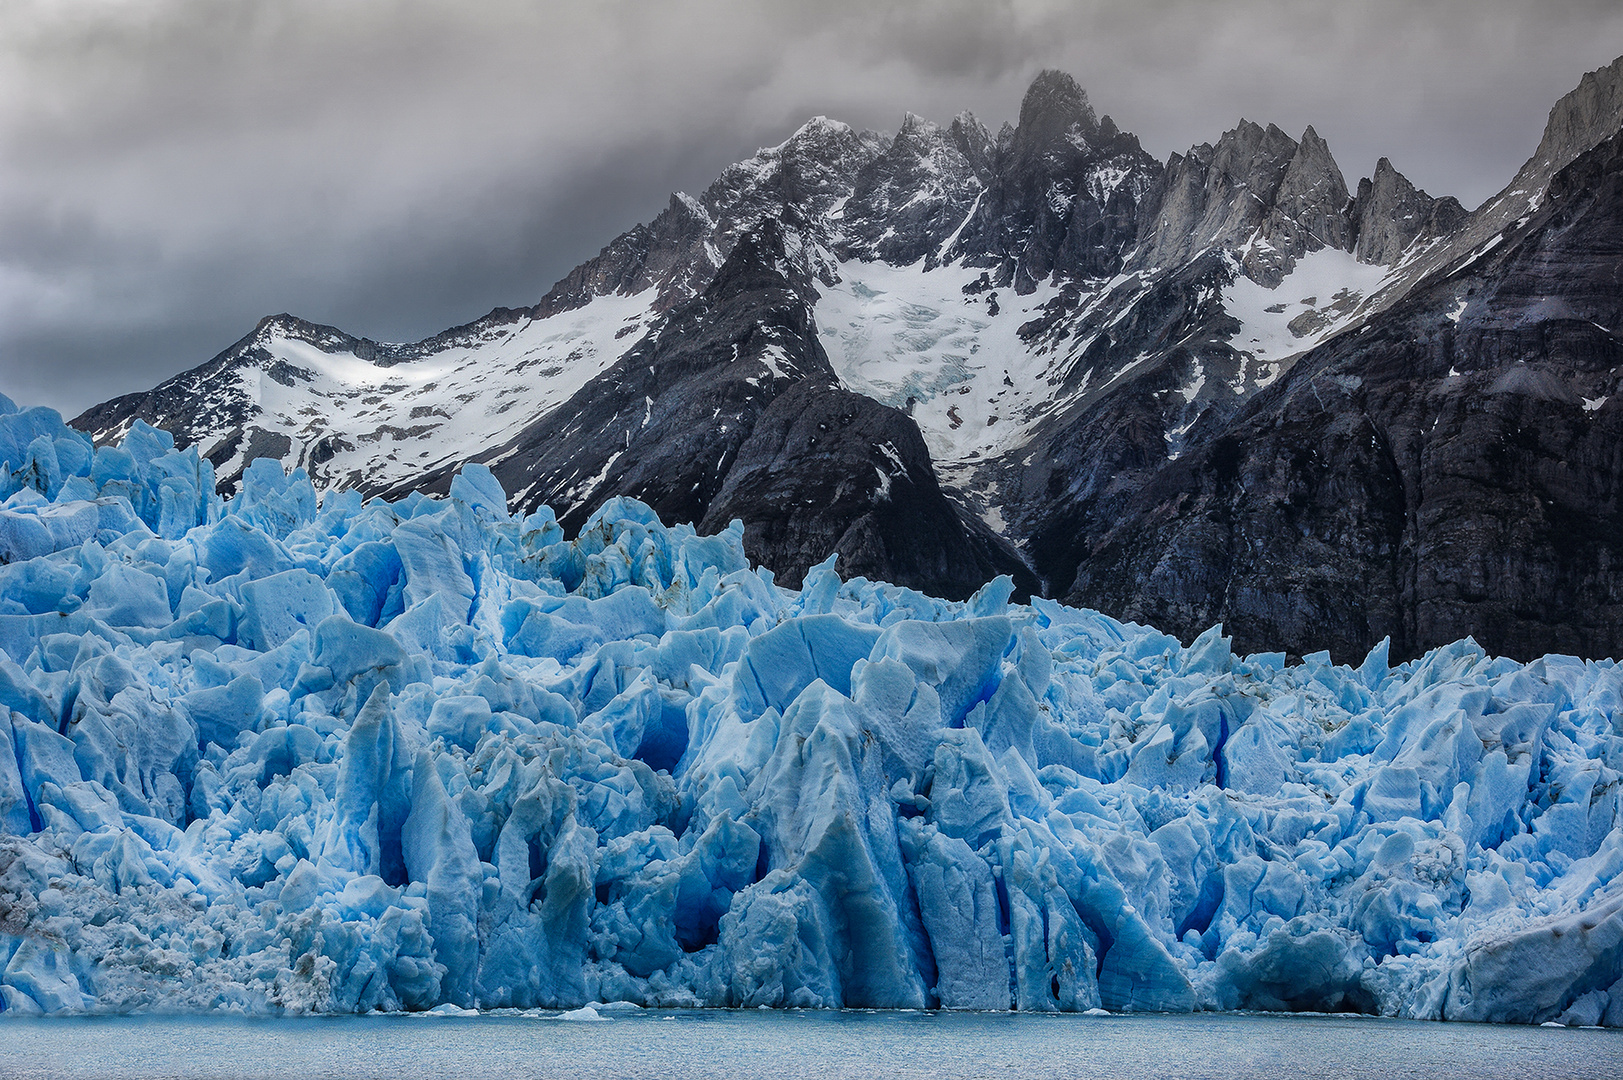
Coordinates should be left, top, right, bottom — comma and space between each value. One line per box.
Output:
2, 1010, 1619, 1080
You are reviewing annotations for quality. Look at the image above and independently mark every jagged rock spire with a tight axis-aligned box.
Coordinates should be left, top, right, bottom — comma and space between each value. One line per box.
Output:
1014, 69, 1099, 160
1351, 157, 1466, 265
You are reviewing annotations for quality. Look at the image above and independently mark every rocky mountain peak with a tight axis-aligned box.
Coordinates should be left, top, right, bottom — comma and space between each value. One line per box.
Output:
839, 108, 986, 266
1355, 55, 1618, 322
1015, 69, 1099, 155
948, 111, 996, 180
897, 111, 931, 137
780, 114, 856, 149
246, 313, 372, 361
1350, 156, 1466, 266
1262, 124, 1353, 258
1525, 54, 1623, 187
746, 116, 885, 204
702, 216, 802, 303
1134, 120, 1305, 283
1211, 121, 1299, 193
890, 111, 947, 158
943, 69, 1162, 289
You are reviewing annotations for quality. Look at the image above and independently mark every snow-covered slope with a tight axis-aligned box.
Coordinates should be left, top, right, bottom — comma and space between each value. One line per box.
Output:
1, 402, 1622, 1023
78, 293, 658, 497
1221, 246, 1395, 379
816, 259, 1065, 466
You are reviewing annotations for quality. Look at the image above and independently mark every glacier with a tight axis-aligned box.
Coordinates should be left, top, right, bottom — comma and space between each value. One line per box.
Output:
0, 393, 1620, 1026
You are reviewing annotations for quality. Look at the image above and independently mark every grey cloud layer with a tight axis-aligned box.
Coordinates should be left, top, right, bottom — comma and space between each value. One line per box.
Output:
2, 0, 1619, 415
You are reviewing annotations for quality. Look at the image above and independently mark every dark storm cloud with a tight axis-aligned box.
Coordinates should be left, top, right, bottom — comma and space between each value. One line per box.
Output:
3, 0, 1620, 416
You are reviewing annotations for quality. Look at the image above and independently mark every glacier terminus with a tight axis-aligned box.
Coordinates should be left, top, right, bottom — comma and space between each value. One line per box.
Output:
0, 398, 1620, 1026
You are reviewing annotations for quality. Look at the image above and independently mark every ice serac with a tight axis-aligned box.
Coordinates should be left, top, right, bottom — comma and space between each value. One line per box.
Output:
0, 402, 1621, 1024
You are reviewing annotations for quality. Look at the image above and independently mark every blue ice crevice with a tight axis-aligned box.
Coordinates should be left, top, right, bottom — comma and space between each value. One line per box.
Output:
0, 393, 1618, 1024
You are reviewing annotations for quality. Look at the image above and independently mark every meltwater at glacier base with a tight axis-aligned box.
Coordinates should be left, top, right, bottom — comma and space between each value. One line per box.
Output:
0, 395, 1620, 1027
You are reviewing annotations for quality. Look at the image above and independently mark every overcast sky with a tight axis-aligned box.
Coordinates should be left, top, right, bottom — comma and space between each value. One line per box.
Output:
3, 0, 1620, 418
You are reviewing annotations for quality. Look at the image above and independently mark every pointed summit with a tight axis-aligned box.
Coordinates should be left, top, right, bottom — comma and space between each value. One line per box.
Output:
839, 107, 987, 266
1135, 119, 1302, 282
1267, 125, 1353, 253
948, 111, 996, 181
1351, 157, 1465, 265
1015, 70, 1098, 153
897, 111, 933, 137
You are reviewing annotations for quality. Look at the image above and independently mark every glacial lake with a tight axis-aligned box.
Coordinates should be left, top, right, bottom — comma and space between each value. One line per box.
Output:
1, 1011, 1620, 1080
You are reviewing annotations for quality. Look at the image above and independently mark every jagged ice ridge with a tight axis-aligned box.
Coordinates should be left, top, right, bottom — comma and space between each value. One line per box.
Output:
0, 397, 1621, 1025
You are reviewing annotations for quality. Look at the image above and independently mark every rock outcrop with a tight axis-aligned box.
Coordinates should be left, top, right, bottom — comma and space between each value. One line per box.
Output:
1351, 158, 1467, 266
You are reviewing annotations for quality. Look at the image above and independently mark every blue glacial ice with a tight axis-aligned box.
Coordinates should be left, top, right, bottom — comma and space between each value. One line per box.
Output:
0, 392, 1621, 1025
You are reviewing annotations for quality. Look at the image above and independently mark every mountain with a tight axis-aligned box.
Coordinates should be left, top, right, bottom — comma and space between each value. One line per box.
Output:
391, 220, 1032, 598
72, 60, 1623, 661
1065, 124, 1623, 662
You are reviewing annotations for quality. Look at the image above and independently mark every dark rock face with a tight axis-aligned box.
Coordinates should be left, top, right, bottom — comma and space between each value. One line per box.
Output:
1060, 130, 1623, 663
999, 252, 1246, 549
950, 70, 1164, 291
838, 113, 992, 268
404, 221, 828, 532
699, 382, 1031, 599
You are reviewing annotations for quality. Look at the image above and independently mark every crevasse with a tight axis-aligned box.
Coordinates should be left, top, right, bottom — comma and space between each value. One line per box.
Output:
0, 394, 1619, 1026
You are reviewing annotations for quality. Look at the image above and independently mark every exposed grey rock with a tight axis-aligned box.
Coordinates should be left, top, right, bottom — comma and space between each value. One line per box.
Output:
1521, 53, 1623, 189
1265, 126, 1354, 259
1351, 158, 1466, 266
1133, 121, 1302, 284
948, 111, 997, 187
1132, 122, 1365, 286
1354, 55, 1623, 320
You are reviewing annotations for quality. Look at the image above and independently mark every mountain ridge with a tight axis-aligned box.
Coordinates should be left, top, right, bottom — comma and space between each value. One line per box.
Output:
68, 56, 1623, 662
